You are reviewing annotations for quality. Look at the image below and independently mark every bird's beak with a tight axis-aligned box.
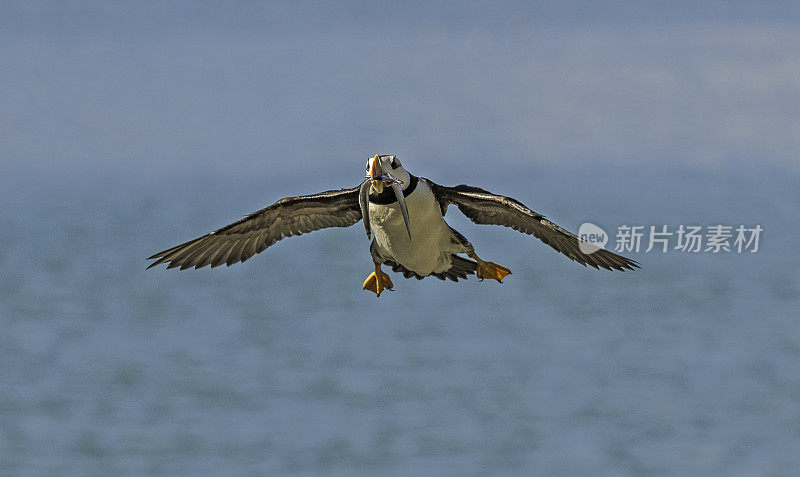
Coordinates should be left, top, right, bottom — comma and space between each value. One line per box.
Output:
368, 155, 384, 193
368, 155, 412, 240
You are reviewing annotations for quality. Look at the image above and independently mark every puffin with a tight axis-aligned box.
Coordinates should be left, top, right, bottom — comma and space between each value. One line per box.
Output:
148, 155, 639, 295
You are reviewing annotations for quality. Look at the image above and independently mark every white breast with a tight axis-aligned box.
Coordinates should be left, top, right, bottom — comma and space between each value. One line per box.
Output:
368, 180, 453, 276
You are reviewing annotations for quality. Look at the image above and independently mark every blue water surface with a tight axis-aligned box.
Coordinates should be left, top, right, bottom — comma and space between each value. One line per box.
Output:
1, 164, 797, 476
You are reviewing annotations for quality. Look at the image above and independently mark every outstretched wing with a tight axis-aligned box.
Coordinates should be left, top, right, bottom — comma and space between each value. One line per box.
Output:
147, 187, 361, 270
426, 179, 639, 271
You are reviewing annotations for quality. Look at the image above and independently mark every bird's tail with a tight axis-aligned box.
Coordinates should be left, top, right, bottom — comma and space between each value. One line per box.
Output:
431, 255, 477, 281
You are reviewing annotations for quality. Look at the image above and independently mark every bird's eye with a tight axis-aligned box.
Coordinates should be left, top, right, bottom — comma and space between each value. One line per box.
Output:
390, 158, 400, 169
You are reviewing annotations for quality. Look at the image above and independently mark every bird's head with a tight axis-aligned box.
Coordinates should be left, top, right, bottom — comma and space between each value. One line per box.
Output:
365, 154, 410, 194
365, 154, 412, 239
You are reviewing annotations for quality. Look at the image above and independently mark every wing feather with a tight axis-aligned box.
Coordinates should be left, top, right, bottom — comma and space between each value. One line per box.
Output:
147, 187, 361, 270
425, 179, 639, 271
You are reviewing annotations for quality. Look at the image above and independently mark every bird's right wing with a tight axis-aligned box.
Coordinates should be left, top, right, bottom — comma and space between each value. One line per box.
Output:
147, 187, 362, 270
426, 179, 640, 271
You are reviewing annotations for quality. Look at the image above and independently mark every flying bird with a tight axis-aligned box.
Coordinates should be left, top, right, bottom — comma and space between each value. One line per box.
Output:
148, 155, 639, 295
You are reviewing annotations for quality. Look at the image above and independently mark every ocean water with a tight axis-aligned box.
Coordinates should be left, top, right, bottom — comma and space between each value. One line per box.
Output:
1, 164, 798, 475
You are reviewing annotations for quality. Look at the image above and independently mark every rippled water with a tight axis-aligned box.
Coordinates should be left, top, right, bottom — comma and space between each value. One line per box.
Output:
1, 165, 798, 475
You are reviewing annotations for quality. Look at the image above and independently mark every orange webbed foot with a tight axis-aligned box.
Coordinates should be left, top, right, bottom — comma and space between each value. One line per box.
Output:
362, 265, 394, 296
469, 253, 512, 283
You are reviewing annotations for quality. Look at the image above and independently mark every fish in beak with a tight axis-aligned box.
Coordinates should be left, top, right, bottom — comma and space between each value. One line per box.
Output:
368, 155, 412, 240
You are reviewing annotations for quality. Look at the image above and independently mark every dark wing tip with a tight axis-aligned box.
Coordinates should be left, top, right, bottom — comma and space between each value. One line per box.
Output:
146, 239, 201, 270
624, 259, 642, 271
145, 252, 169, 270
146, 254, 180, 270
596, 250, 641, 272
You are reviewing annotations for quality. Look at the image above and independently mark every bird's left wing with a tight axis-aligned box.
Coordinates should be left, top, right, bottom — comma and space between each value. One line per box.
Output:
425, 179, 639, 271
147, 187, 361, 270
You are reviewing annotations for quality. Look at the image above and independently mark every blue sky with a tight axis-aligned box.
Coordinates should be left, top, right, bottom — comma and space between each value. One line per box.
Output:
2, 1, 799, 180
